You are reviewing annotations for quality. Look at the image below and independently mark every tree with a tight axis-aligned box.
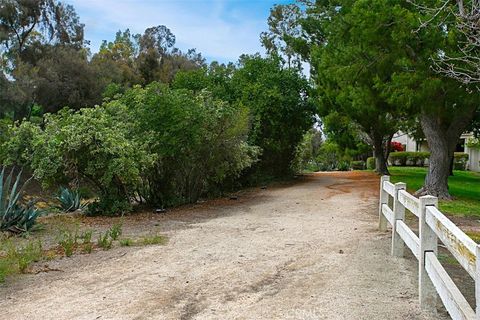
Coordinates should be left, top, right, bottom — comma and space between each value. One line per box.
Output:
0, 0, 84, 66
92, 26, 205, 86
377, 0, 480, 198
91, 29, 143, 88
410, 0, 480, 84
0, 0, 88, 120
260, 4, 305, 69
295, 0, 411, 174
231, 55, 315, 177
33, 46, 104, 113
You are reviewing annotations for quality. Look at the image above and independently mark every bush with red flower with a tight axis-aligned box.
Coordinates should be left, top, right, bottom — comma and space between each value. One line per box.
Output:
390, 141, 404, 152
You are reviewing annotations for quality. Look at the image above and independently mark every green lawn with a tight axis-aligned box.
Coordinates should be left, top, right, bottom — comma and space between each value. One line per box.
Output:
388, 167, 480, 218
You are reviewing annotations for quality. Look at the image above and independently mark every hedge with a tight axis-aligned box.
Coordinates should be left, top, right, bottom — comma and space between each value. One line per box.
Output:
367, 157, 375, 170
351, 160, 365, 170
388, 152, 469, 170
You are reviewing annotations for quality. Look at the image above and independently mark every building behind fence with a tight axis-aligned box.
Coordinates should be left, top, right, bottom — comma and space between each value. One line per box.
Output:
379, 176, 480, 320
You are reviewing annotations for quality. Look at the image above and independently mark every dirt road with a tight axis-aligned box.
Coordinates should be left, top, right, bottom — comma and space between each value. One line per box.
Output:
0, 172, 445, 320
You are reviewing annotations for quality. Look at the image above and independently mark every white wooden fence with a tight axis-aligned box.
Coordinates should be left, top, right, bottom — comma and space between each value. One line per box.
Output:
379, 176, 480, 319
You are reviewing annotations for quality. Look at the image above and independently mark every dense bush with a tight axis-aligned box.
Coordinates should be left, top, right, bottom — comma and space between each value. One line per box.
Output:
389, 152, 430, 166
337, 161, 351, 171
453, 153, 469, 170
366, 157, 375, 170
351, 161, 365, 170
388, 152, 469, 170
390, 142, 404, 152
119, 83, 260, 206
3, 83, 260, 213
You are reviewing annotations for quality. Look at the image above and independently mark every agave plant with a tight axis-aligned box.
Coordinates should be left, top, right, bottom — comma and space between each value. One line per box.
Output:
56, 187, 85, 212
0, 167, 41, 233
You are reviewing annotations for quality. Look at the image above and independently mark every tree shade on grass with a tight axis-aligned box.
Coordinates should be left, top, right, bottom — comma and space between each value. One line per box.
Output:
389, 167, 480, 219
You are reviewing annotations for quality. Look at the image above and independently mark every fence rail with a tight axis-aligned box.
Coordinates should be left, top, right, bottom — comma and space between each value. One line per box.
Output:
378, 176, 480, 320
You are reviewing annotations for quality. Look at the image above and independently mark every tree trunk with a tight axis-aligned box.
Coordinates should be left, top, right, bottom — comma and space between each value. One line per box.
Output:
449, 156, 454, 176
373, 135, 390, 175
416, 128, 454, 199
416, 109, 475, 199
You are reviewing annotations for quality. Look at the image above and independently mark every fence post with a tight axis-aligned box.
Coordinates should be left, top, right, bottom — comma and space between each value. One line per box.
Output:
476, 244, 480, 320
379, 175, 390, 231
391, 182, 406, 257
419, 195, 438, 313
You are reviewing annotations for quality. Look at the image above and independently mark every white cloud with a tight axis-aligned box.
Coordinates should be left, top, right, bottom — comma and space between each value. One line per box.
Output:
67, 0, 271, 62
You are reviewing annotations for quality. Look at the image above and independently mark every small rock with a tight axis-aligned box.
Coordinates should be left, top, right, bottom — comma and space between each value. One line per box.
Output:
339, 249, 344, 254
229, 196, 238, 200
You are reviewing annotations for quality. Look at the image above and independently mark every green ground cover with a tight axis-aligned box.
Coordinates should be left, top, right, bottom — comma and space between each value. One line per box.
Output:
388, 167, 480, 219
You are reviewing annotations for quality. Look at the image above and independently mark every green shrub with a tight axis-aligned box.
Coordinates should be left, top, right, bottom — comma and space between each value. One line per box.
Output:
4, 83, 260, 213
86, 198, 131, 217
366, 157, 375, 170
351, 161, 365, 170
0, 167, 42, 233
337, 161, 351, 171
388, 152, 430, 166
388, 152, 469, 169
454, 152, 469, 170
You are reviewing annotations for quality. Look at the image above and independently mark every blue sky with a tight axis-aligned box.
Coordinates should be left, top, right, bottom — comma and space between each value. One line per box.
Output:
65, 0, 293, 63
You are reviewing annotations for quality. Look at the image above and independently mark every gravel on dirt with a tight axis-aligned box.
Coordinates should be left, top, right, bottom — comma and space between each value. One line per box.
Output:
0, 172, 448, 320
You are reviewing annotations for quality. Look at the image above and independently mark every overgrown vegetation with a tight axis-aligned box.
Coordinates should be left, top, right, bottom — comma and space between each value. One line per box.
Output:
0, 240, 43, 282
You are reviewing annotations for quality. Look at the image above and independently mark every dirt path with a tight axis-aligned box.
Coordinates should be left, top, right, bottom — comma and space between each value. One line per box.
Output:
0, 172, 446, 320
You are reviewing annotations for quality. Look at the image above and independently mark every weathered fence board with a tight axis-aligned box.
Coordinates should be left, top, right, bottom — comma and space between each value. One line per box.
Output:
378, 176, 480, 320
426, 206, 477, 280
398, 189, 420, 217
425, 252, 476, 320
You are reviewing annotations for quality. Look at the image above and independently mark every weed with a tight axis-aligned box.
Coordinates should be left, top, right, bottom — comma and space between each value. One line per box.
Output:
119, 238, 133, 247
142, 235, 166, 246
108, 222, 123, 241
0, 240, 43, 281
80, 230, 93, 244
57, 229, 78, 257
97, 232, 112, 250
16, 241, 43, 272
80, 230, 93, 253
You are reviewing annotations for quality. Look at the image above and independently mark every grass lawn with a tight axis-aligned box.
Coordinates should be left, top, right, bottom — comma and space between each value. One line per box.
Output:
389, 167, 480, 219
